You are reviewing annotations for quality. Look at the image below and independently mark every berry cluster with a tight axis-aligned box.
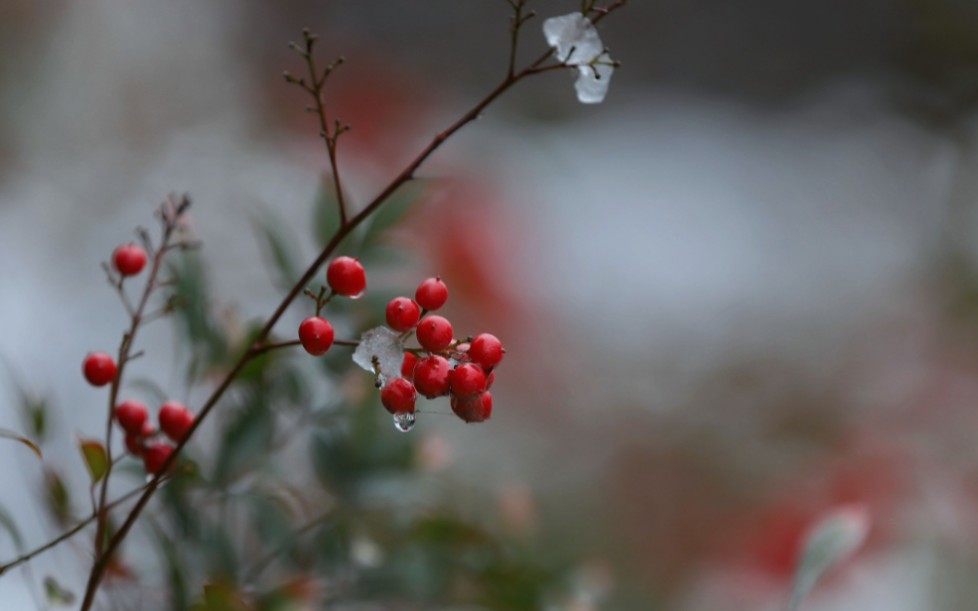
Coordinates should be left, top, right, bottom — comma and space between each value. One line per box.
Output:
113, 400, 194, 474
297, 256, 365, 356
382, 277, 504, 425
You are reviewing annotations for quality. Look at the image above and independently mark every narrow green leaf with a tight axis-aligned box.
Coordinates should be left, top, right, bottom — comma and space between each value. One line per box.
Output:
361, 181, 428, 249
0, 503, 24, 553
79, 439, 109, 484
312, 187, 342, 247
44, 470, 71, 525
252, 209, 302, 291
43, 576, 75, 606
197, 582, 249, 611
0, 427, 42, 460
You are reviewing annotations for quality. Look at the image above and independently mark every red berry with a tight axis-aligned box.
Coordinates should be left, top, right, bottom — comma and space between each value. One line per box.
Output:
485, 370, 496, 389
112, 243, 147, 277
413, 355, 452, 398
125, 433, 144, 456
159, 401, 194, 443
469, 333, 505, 371
415, 277, 449, 311
299, 316, 335, 356
416, 315, 453, 351
380, 377, 417, 415
143, 443, 174, 475
115, 400, 148, 434
450, 363, 487, 398
326, 256, 366, 297
83, 352, 117, 387
451, 391, 493, 423
385, 297, 421, 332
401, 352, 419, 380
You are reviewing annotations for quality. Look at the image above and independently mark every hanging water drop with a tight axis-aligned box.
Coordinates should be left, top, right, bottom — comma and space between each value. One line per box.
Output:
392, 412, 416, 432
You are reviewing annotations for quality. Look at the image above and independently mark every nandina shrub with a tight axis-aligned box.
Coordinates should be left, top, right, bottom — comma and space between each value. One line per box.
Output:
0, 3, 629, 609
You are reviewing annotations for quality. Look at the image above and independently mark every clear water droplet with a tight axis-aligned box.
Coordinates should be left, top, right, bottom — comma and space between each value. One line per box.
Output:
350, 290, 365, 300
393, 412, 416, 432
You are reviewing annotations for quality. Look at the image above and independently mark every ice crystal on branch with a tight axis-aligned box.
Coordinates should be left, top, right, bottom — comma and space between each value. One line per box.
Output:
543, 12, 615, 104
353, 327, 405, 387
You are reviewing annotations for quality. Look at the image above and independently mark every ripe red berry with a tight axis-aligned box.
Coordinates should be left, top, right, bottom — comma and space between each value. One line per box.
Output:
112, 243, 148, 277
451, 391, 493, 423
385, 297, 421, 332
413, 355, 452, 398
415, 277, 449, 311
326, 256, 366, 297
127, 421, 157, 455
380, 377, 417, 415
299, 316, 335, 356
115, 400, 148, 434
401, 352, 419, 380
485, 370, 496, 389
124, 433, 144, 456
469, 333, 505, 371
450, 363, 487, 398
416, 315, 454, 351
158, 401, 194, 443
143, 442, 174, 475
83, 352, 117, 387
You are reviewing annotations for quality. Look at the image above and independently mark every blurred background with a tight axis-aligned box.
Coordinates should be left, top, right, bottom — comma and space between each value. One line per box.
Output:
3, 0, 978, 609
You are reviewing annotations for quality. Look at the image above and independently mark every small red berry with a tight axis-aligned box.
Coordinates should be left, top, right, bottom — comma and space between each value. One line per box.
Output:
451, 391, 493, 423
450, 363, 487, 398
485, 370, 496, 389
159, 401, 194, 443
112, 243, 147, 277
125, 433, 144, 456
385, 297, 421, 332
299, 316, 335, 356
413, 355, 452, 398
401, 352, 419, 379
416, 315, 454, 351
415, 277, 449, 311
115, 400, 148, 434
380, 377, 417, 415
326, 256, 366, 297
143, 442, 174, 475
83, 352, 117, 387
469, 333, 505, 371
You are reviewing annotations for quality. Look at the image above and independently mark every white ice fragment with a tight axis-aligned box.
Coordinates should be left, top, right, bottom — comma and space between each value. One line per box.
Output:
575, 52, 614, 104
788, 504, 870, 610
542, 13, 615, 104
352, 326, 404, 386
543, 13, 603, 64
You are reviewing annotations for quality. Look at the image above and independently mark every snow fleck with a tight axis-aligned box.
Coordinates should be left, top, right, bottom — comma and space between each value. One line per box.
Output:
543, 13, 615, 104
353, 326, 404, 387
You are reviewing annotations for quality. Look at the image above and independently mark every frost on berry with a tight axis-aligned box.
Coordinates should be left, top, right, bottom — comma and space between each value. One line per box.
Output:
353, 326, 405, 387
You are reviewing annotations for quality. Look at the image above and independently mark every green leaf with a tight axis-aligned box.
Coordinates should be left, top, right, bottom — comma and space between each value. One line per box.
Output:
194, 582, 250, 611
126, 377, 169, 405
0, 502, 24, 553
212, 396, 275, 487
361, 181, 428, 249
312, 187, 342, 247
43, 576, 75, 606
0, 427, 42, 460
44, 470, 71, 525
252, 209, 302, 291
79, 439, 109, 484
